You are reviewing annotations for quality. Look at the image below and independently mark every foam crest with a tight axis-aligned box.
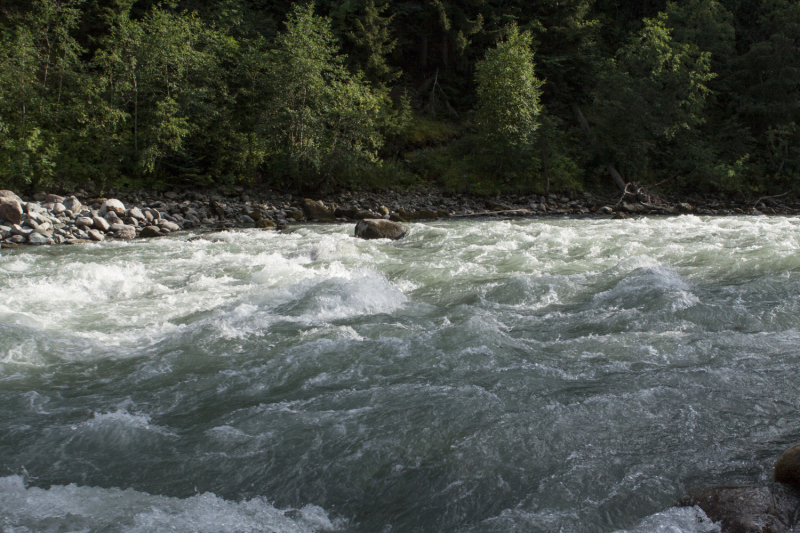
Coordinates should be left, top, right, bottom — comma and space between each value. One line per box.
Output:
611, 506, 719, 533
0, 476, 341, 533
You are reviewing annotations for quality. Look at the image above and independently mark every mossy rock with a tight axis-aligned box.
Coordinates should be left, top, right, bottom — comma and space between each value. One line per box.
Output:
302, 198, 335, 221
257, 220, 277, 229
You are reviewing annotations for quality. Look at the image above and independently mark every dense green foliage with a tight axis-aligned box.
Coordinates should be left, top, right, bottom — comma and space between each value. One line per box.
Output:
0, 0, 797, 195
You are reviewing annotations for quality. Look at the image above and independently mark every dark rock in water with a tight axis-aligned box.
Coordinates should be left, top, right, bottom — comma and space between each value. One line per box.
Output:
288, 210, 304, 221
612, 212, 630, 220
677, 485, 799, 533
139, 226, 163, 238
256, 220, 276, 229
302, 198, 335, 221
775, 445, 800, 490
0, 201, 23, 224
355, 219, 407, 240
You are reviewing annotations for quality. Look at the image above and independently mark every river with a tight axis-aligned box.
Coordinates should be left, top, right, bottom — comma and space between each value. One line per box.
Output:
1, 216, 799, 532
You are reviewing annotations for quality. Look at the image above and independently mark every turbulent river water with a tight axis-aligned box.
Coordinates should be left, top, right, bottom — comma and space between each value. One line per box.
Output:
1, 216, 800, 533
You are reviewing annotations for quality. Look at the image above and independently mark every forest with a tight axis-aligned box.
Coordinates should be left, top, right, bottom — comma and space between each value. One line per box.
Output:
0, 0, 798, 196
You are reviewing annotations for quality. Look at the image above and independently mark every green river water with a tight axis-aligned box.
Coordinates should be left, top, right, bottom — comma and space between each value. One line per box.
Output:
1, 216, 799, 532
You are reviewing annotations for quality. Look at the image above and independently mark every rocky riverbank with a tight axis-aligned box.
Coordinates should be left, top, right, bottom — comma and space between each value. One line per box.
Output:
1, 185, 798, 247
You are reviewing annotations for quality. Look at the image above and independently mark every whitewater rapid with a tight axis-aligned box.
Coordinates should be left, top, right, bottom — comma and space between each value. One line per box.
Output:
1, 216, 799, 532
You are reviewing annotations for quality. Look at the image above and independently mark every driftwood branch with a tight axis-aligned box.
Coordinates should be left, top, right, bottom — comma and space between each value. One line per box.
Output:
752, 192, 789, 209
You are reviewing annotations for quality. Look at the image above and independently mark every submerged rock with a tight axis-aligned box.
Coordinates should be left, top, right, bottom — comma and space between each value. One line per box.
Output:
355, 219, 407, 240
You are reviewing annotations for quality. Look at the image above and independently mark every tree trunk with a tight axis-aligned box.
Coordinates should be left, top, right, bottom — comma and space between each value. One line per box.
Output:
571, 103, 627, 193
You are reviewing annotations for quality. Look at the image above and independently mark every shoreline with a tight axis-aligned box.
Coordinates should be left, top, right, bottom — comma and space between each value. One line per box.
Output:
1, 186, 798, 249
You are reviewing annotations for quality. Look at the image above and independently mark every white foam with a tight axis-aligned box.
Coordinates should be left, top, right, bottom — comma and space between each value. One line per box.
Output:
611, 506, 720, 533
0, 475, 342, 532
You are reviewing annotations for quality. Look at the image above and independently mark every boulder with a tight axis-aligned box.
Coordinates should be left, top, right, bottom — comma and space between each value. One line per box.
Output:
288, 210, 304, 221
354, 219, 407, 241
407, 210, 439, 220
87, 229, 105, 242
486, 199, 509, 211
45, 194, 65, 204
52, 203, 66, 215
62, 196, 81, 212
93, 216, 110, 231
677, 485, 798, 533
75, 217, 94, 227
301, 198, 335, 221
335, 207, 359, 219
775, 444, 800, 490
0, 190, 23, 204
27, 232, 51, 245
102, 198, 126, 215
112, 224, 136, 239
353, 210, 375, 220
139, 226, 163, 238
209, 200, 225, 219
25, 202, 44, 215
244, 208, 262, 221
127, 207, 146, 221
0, 201, 23, 224
158, 220, 181, 232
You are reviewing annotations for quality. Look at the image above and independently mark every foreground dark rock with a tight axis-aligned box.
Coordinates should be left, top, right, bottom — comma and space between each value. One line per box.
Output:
677, 444, 800, 532
775, 445, 800, 490
355, 219, 407, 240
678, 485, 799, 533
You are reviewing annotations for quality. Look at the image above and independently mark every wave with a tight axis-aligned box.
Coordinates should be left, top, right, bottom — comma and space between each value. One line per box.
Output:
0, 475, 342, 533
